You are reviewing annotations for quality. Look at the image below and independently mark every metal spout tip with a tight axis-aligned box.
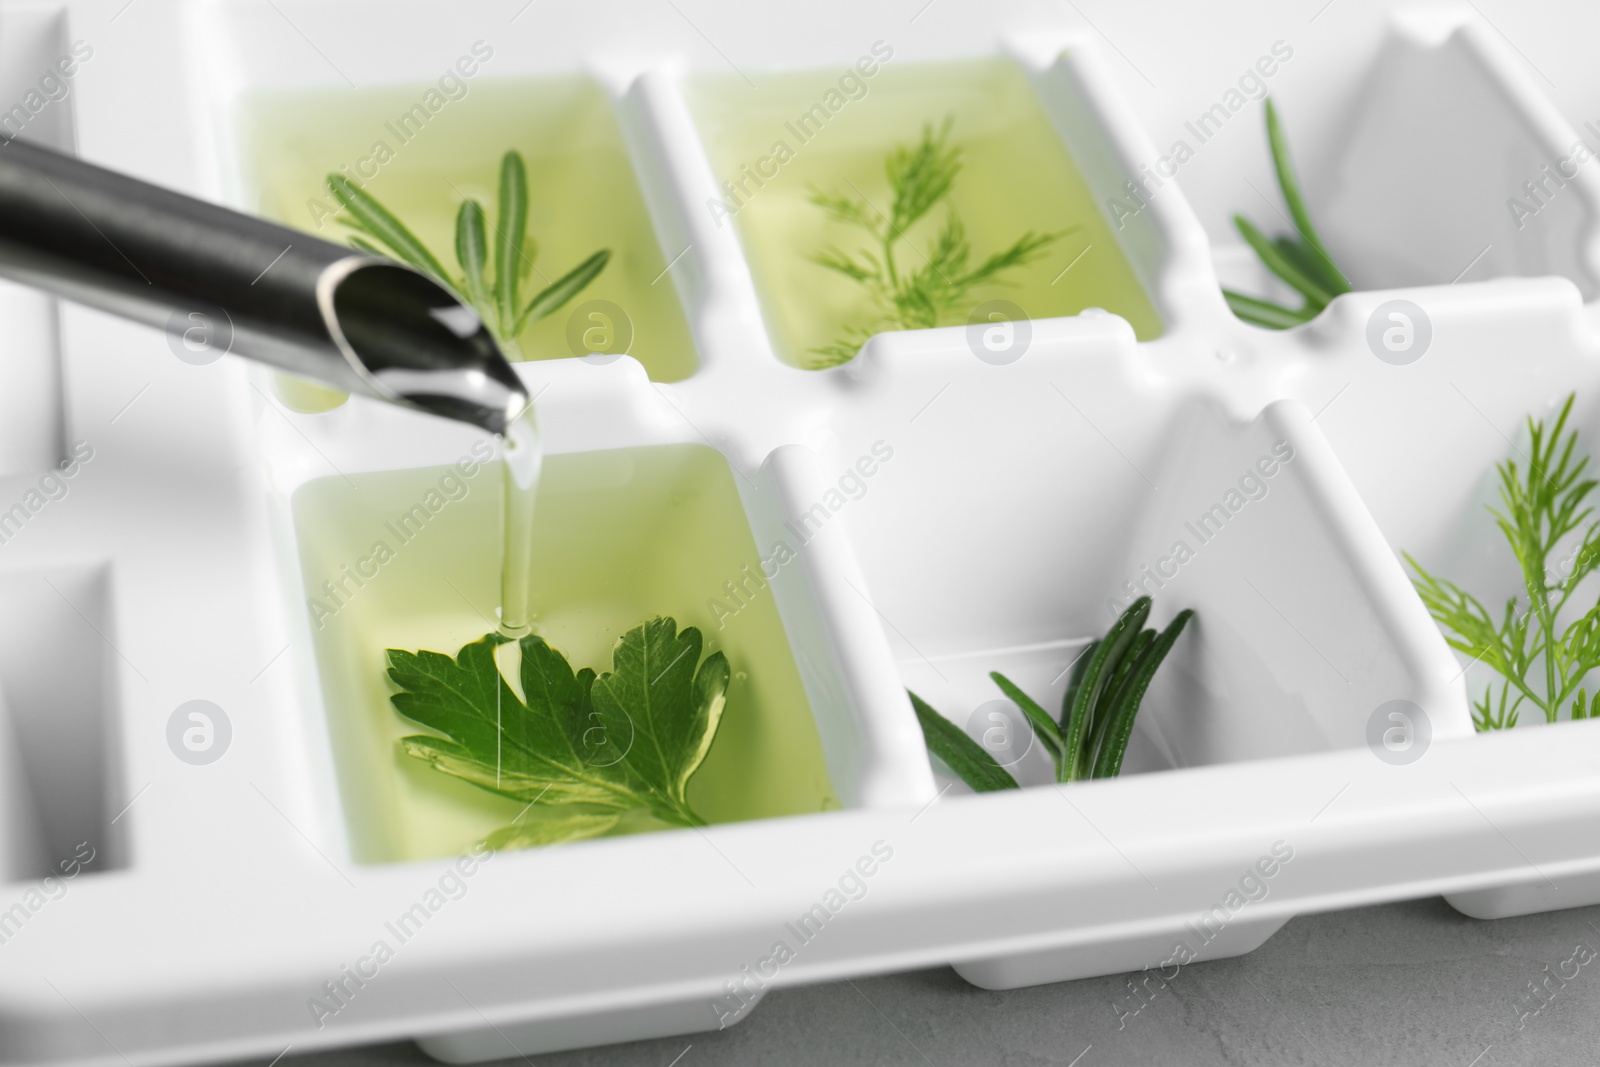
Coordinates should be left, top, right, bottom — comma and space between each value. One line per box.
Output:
320, 259, 529, 434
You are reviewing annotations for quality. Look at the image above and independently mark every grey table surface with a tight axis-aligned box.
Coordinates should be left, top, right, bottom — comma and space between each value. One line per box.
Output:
253, 897, 1599, 1067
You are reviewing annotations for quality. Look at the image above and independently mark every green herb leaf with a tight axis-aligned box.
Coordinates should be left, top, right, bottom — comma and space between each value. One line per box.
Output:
589, 617, 728, 822
1473, 683, 1518, 731
455, 198, 492, 314
517, 249, 611, 333
1409, 394, 1600, 729
1223, 289, 1314, 330
809, 187, 883, 233
958, 229, 1060, 292
990, 670, 1062, 760
913, 602, 1191, 788
1265, 98, 1348, 294
1103, 629, 1156, 713
1060, 639, 1098, 735
1272, 236, 1344, 300
485, 808, 623, 850
387, 617, 729, 847
886, 118, 962, 236
389, 633, 625, 809
1085, 627, 1154, 768
346, 234, 388, 259
1091, 611, 1193, 779
807, 117, 1062, 365
1232, 214, 1333, 309
326, 175, 453, 286
805, 324, 882, 368
329, 153, 607, 354
1063, 598, 1150, 781
495, 150, 530, 337
811, 245, 882, 285
1225, 99, 1352, 330
912, 599, 1191, 789
908, 691, 1019, 792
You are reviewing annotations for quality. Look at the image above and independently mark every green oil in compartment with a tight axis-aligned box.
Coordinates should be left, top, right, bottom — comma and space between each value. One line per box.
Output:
238, 75, 698, 382
292, 444, 838, 863
686, 55, 1163, 367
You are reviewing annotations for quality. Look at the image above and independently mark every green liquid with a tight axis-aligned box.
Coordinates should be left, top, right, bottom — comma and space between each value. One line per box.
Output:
237, 75, 699, 382
292, 444, 838, 864
686, 56, 1164, 367
270, 372, 351, 414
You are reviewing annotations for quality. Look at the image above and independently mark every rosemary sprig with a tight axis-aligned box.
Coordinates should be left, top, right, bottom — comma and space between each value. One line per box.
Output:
910, 597, 1194, 789
806, 118, 1065, 367
326, 151, 610, 354
1224, 98, 1351, 330
1408, 394, 1600, 729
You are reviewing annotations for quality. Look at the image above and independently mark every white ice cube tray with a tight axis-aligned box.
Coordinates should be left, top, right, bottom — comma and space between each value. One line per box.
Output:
7, 1, 1600, 1063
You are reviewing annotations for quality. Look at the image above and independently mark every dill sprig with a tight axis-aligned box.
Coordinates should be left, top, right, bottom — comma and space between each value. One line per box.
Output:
806, 118, 1065, 366
1224, 98, 1352, 330
1407, 394, 1600, 729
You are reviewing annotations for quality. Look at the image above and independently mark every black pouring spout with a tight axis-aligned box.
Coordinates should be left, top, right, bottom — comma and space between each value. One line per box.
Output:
0, 136, 527, 436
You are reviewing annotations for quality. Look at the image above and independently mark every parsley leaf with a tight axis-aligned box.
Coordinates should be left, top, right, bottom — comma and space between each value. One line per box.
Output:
1408, 394, 1600, 729
386, 616, 730, 846
806, 117, 1065, 367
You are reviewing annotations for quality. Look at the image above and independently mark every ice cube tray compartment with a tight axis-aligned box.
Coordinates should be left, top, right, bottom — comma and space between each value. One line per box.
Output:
682, 53, 1166, 366
1262, 280, 1600, 920
275, 431, 854, 865
0, 566, 127, 881
1176, 7, 1600, 304
1317, 11, 1600, 297
1277, 279, 1600, 556
231, 73, 702, 383
823, 318, 1467, 814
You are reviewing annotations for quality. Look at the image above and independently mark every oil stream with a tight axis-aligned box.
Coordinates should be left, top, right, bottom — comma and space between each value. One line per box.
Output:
498, 405, 542, 637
